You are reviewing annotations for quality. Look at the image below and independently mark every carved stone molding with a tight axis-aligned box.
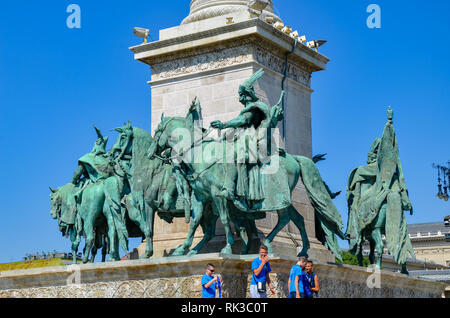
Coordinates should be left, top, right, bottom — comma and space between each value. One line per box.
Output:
151, 39, 312, 87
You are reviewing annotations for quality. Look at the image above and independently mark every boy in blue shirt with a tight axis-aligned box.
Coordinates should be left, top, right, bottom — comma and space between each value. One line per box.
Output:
288, 256, 307, 298
304, 260, 319, 298
201, 263, 222, 298
250, 245, 276, 298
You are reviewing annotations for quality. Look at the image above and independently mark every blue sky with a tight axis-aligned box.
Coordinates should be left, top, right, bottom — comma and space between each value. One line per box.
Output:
0, 1, 448, 263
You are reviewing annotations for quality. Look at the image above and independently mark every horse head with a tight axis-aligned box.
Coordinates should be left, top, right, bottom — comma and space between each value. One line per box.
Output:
49, 186, 61, 220
148, 114, 191, 160
110, 121, 134, 160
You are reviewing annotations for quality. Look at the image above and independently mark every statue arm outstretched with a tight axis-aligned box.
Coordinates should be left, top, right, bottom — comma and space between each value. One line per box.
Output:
211, 112, 253, 130
268, 91, 285, 128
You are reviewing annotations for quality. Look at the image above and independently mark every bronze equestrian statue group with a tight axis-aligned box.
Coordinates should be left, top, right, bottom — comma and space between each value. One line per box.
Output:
50, 70, 415, 274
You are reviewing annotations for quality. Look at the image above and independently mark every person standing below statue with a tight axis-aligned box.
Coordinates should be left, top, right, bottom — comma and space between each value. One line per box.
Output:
288, 256, 307, 298
304, 260, 319, 298
201, 263, 223, 298
250, 245, 276, 298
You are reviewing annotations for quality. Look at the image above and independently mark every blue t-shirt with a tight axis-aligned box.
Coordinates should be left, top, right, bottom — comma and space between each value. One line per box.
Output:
251, 257, 271, 285
201, 274, 217, 298
303, 272, 314, 297
289, 264, 304, 293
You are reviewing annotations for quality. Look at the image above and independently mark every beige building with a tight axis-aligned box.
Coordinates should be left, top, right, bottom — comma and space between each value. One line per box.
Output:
408, 222, 450, 267
362, 221, 450, 270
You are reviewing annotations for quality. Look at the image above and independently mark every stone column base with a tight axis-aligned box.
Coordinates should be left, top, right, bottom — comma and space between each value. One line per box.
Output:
137, 224, 335, 263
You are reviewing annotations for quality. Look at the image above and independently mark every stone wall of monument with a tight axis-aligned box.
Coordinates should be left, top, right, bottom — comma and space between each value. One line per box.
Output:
0, 254, 445, 298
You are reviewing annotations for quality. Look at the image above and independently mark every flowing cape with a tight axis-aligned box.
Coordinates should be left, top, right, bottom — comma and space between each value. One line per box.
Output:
296, 156, 345, 261
58, 183, 78, 226
129, 127, 155, 219
375, 121, 415, 264
78, 153, 113, 183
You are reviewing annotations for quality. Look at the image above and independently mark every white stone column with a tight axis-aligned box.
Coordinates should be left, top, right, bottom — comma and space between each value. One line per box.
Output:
131, 0, 334, 262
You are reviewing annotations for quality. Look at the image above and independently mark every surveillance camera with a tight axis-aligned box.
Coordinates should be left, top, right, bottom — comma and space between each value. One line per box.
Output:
133, 27, 150, 44
307, 40, 327, 51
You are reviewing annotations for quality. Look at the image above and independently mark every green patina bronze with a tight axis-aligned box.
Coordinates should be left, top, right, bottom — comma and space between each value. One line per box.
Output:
50, 69, 345, 262
346, 107, 415, 275
148, 69, 344, 260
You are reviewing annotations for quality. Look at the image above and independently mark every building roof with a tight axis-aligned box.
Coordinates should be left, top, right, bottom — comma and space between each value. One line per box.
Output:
410, 270, 450, 283
408, 222, 450, 234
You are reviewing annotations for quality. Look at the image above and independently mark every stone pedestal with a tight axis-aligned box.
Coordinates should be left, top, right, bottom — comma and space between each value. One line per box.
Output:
130, 0, 332, 261
0, 254, 446, 298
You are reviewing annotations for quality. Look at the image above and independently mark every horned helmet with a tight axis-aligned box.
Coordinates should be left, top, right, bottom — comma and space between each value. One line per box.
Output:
91, 126, 108, 155
238, 68, 264, 105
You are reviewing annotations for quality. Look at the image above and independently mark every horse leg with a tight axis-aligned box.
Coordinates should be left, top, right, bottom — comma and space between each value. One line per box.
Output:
101, 235, 108, 263
401, 263, 409, 275
264, 209, 290, 254
232, 218, 250, 255
287, 205, 310, 257
372, 228, 384, 269
173, 195, 204, 256
371, 204, 387, 269
141, 204, 155, 259
69, 227, 80, 265
104, 201, 120, 261
356, 245, 364, 267
212, 193, 234, 255
90, 246, 97, 263
244, 220, 257, 253
82, 220, 95, 264
90, 229, 102, 263
188, 213, 218, 256
368, 237, 376, 265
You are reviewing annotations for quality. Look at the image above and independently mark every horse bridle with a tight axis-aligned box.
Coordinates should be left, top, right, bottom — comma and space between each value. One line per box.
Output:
152, 118, 215, 165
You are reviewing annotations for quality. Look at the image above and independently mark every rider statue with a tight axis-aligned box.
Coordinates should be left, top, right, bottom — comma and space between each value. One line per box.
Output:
210, 68, 284, 210
346, 107, 414, 274
72, 126, 129, 255
72, 126, 114, 186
